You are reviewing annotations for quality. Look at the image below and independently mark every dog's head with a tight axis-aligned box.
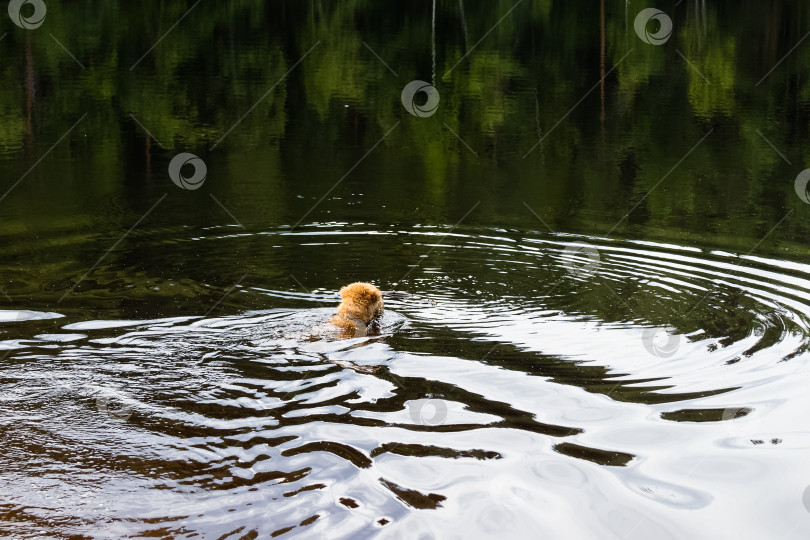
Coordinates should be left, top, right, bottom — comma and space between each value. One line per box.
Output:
336, 282, 384, 323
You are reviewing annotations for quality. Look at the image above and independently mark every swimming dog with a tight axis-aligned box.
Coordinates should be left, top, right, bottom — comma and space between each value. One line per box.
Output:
328, 282, 384, 338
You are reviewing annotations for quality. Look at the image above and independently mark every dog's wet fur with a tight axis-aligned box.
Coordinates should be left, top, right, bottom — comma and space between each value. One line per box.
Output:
328, 282, 384, 338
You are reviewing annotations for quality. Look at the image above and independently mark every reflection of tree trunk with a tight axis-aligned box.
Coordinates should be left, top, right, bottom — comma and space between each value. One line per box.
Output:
145, 133, 151, 178
432, 0, 436, 85
535, 94, 544, 164
600, 0, 605, 124
700, 0, 709, 36
458, 0, 469, 51
625, 0, 629, 46
25, 35, 34, 146
763, 1, 781, 65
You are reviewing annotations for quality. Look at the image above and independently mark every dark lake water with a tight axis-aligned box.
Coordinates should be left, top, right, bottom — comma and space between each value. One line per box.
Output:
3, 1, 810, 538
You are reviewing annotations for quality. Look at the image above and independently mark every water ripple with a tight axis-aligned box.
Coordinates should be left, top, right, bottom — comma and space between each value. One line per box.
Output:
2, 227, 810, 537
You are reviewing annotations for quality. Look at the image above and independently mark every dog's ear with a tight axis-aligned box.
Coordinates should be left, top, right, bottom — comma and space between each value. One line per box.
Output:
363, 288, 382, 305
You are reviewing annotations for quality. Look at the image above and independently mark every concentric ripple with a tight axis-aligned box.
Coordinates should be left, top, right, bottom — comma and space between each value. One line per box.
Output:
1, 226, 810, 538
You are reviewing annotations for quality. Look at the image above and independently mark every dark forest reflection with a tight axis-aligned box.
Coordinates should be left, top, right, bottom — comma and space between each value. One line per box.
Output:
0, 1, 808, 250
3, 3, 810, 538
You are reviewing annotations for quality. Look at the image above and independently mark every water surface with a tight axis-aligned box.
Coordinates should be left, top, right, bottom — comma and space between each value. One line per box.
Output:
2, 1, 810, 538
